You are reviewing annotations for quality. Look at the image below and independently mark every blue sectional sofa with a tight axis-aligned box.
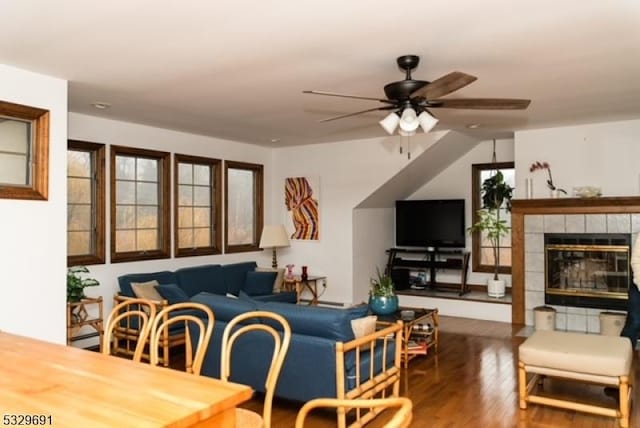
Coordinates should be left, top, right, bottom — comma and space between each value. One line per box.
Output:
191, 293, 401, 403
117, 261, 297, 303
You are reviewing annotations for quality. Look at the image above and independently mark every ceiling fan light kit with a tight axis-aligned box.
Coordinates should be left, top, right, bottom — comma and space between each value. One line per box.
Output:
304, 54, 530, 136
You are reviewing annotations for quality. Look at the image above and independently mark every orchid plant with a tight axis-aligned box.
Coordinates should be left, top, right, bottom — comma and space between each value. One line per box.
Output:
529, 161, 566, 194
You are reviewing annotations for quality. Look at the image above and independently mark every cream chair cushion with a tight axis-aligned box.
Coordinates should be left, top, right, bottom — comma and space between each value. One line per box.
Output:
351, 315, 378, 339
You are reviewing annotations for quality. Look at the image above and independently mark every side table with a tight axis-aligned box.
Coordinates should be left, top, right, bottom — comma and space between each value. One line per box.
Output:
376, 307, 439, 368
283, 275, 326, 305
67, 296, 104, 351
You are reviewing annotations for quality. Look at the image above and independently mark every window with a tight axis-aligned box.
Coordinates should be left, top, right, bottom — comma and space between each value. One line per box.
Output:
0, 100, 49, 200
471, 162, 515, 274
224, 161, 263, 253
174, 154, 221, 257
111, 146, 170, 262
67, 140, 105, 266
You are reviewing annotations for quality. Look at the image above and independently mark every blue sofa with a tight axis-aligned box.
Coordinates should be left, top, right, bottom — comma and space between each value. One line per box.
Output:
191, 293, 401, 403
117, 261, 297, 303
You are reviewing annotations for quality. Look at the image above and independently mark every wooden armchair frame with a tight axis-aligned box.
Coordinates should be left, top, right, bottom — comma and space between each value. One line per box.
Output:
334, 321, 403, 428
111, 294, 185, 366
103, 298, 156, 362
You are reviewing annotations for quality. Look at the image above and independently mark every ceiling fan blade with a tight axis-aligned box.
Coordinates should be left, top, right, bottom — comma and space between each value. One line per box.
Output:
303, 90, 393, 104
431, 98, 531, 110
319, 106, 395, 122
411, 71, 477, 100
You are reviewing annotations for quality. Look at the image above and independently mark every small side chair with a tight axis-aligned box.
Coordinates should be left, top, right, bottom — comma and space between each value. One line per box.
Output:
220, 311, 292, 428
149, 302, 214, 375
295, 397, 413, 428
103, 298, 156, 362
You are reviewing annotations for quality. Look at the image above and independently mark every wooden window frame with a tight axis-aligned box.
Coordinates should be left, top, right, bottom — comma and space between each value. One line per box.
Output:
471, 162, 514, 274
224, 160, 264, 253
0, 100, 49, 200
110, 145, 170, 263
67, 140, 106, 266
174, 154, 222, 257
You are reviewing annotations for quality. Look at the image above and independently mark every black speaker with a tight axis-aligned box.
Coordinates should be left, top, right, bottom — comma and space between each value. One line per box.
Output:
390, 268, 410, 290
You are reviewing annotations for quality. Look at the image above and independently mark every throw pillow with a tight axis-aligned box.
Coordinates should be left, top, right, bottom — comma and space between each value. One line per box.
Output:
244, 271, 277, 296
131, 280, 163, 302
155, 283, 190, 304
255, 267, 285, 292
351, 315, 378, 339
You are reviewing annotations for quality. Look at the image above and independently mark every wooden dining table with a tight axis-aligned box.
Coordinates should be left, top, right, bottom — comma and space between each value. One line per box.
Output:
0, 331, 253, 427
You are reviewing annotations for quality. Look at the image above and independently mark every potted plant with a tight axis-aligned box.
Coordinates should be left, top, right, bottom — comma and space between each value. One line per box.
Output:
369, 267, 398, 315
468, 170, 513, 298
67, 266, 100, 302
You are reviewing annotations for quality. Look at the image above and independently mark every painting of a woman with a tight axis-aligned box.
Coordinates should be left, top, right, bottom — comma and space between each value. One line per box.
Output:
285, 177, 319, 240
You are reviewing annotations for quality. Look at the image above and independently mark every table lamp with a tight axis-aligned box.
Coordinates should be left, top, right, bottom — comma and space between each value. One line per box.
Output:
259, 224, 290, 268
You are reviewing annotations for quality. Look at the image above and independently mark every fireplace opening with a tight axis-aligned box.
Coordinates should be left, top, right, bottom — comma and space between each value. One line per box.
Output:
545, 233, 630, 310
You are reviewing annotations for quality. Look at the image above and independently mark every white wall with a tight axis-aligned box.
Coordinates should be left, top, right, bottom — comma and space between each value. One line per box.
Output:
68, 113, 275, 323
0, 64, 68, 343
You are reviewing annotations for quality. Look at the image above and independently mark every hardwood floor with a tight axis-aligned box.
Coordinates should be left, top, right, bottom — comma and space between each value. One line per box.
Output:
239, 316, 639, 427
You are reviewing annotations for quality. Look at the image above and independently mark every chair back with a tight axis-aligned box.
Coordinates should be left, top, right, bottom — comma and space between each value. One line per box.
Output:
150, 302, 214, 375
295, 397, 413, 428
220, 311, 291, 428
103, 298, 156, 362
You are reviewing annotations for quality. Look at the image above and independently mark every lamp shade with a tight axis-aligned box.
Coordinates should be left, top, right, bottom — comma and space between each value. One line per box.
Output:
418, 110, 439, 133
259, 224, 290, 249
399, 107, 419, 132
379, 112, 400, 135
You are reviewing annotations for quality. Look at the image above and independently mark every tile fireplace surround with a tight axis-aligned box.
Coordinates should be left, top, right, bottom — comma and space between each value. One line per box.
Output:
511, 197, 640, 331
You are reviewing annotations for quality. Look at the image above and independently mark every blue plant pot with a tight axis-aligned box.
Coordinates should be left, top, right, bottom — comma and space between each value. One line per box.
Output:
369, 295, 399, 315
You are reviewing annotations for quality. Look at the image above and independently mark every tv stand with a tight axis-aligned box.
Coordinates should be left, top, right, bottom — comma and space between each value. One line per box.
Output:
385, 247, 470, 296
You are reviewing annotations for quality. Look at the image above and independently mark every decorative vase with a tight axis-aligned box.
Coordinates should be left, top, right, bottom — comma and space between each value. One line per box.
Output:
487, 279, 506, 298
369, 295, 399, 315
286, 264, 295, 280
550, 189, 560, 198
301, 265, 308, 281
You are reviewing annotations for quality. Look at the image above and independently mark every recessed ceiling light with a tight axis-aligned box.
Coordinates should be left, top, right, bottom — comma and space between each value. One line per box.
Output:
91, 102, 111, 110
270, 138, 281, 143
466, 123, 481, 129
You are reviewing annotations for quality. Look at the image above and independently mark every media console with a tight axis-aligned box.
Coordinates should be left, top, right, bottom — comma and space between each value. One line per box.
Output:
385, 247, 470, 296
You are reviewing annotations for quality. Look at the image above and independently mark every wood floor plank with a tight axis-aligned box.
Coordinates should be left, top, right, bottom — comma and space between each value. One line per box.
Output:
237, 316, 638, 427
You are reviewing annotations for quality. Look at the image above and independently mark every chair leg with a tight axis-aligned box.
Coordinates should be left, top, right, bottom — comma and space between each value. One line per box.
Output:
619, 376, 630, 428
518, 362, 528, 410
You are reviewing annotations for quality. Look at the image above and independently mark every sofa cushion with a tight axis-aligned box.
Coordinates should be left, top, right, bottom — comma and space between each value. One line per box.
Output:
244, 271, 277, 296
175, 264, 225, 297
257, 302, 369, 342
223, 261, 257, 296
250, 291, 298, 303
156, 283, 190, 304
255, 267, 285, 292
118, 271, 178, 298
191, 292, 259, 322
130, 280, 163, 302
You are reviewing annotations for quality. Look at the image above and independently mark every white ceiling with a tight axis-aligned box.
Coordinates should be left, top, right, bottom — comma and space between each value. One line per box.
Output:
1, 0, 639, 147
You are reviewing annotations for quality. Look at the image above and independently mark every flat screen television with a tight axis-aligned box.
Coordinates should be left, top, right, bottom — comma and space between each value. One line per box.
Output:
395, 199, 466, 248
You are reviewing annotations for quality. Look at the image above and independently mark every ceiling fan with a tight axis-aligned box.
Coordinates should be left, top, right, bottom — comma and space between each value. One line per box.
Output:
303, 55, 531, 136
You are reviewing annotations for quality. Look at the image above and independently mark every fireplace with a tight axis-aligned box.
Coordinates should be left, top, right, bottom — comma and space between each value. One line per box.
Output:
545, 233, 630, 310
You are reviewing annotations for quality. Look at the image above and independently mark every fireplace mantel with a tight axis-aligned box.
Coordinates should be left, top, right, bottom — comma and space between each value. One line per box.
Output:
511, 196, 640, 324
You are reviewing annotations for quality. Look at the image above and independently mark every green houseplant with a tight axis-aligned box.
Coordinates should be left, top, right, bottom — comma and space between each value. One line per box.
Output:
369, 267, 398, 315
468, 170, 513, 297
67, 266, 100, 302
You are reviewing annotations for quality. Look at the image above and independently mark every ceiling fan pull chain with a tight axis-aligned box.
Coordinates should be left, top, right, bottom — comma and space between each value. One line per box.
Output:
491, 138, 497, 164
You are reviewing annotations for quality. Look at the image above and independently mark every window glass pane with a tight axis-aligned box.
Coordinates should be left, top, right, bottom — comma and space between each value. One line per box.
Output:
116, 206, 135, 229
193, 186, 210, 206
115, 156, 135, 180
136, 182, 158, 205
67, 205, 92, 231
68, 231, 91, 256
67, 150, 91, 177
116, 181, 135, 204
178, 207, 193, 227
193, 207, 210, 227
178, 228, 194, 249
178, 163, 193, 184
178, 185, 193, 205
68, 177, 92, 204
194, 164, 210, 185
116, 230, 136, 252
137, 230, 158, 251
194, 227, 211, 247
136, 158, 158, 182
227, 168, 255, 246
0, 118, 30, 153
0, 153, 28, 185
136, 206, 158, 228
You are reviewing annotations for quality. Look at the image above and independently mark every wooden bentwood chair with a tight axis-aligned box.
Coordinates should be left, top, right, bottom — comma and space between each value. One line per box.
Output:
103, 298, 156, 362
295, 397, 413, 428
221, 311, 292, 428
149, 302, 214, 375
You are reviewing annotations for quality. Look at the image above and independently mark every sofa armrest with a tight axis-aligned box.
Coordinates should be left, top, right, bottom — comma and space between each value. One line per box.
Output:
335, 321, 403, 427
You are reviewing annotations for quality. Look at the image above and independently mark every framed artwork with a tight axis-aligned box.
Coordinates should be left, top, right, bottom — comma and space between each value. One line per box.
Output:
284, 176, 319, 240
